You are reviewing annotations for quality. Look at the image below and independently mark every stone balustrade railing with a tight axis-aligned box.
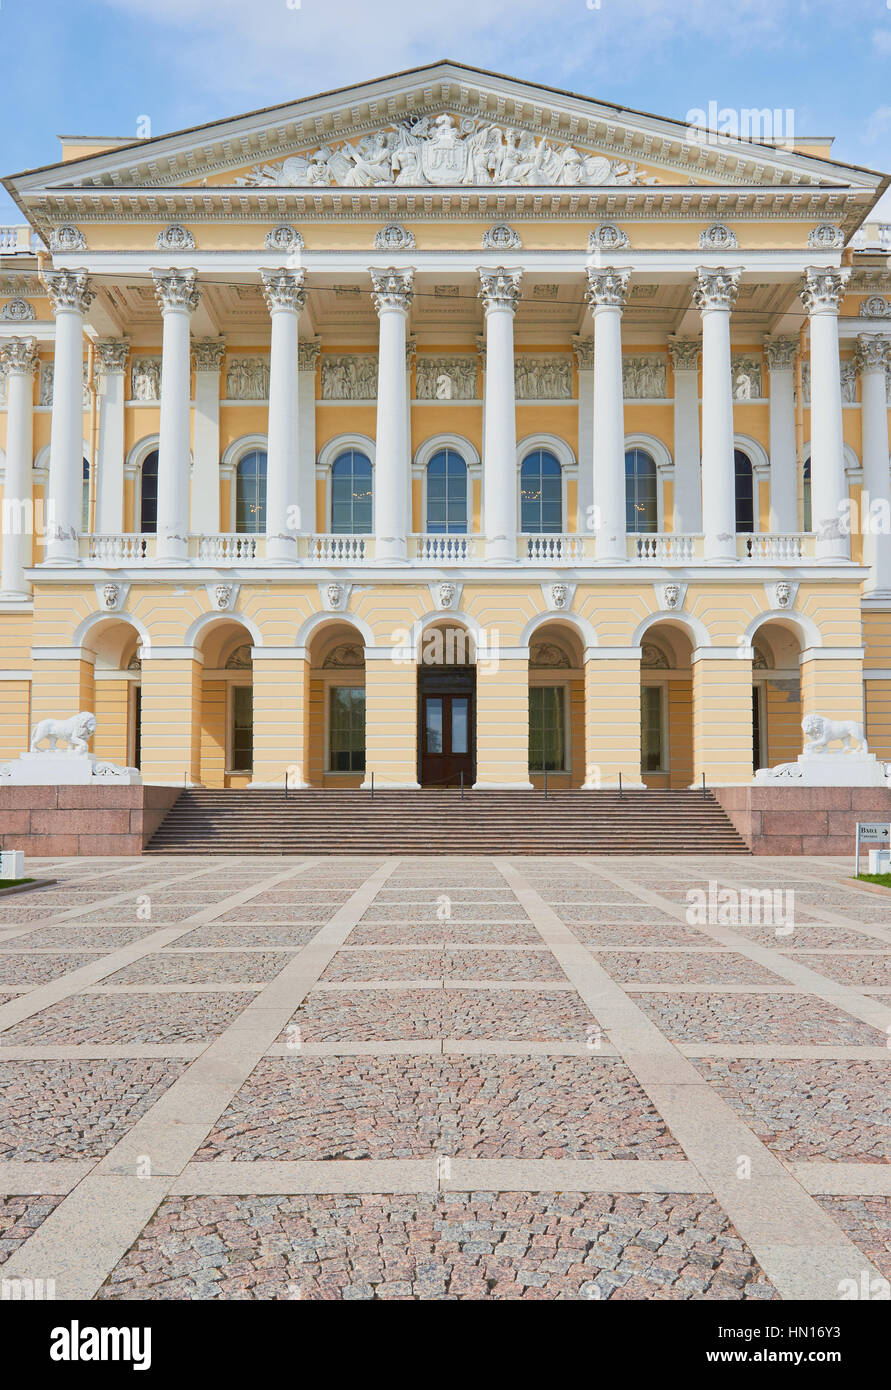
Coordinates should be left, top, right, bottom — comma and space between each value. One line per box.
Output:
196, 534, 261, 561
631, 533, 700, 562
412, 534, 476, 563
739, 533, 810, 561
522, 533, 588, 562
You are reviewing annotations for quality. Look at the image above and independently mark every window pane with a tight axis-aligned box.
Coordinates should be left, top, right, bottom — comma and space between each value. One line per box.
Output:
803, 457, 812, 532
426, 450, 467, 534
231, 686, 253, 771
528, 686, 565, 772
329, 686, 366, 771
332, 451, 373, 534
425, 698, 443, 753
625, 449, 657, 533
641, 686, 663, 772
452, 698, 468, 754
734, 450, 754, 534
520, 450, 562, 533
140, 450, 159, 534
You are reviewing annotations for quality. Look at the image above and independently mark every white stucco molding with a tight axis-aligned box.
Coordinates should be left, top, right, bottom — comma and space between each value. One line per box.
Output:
183, 609, 263, 649
294, 608, 376, 649
317, 433, 376, 471
633, 610, 711, 648
799, 646, 865, 663
72, 609, 150, 651
520, 609, 598, 649
743, 608, 822, 650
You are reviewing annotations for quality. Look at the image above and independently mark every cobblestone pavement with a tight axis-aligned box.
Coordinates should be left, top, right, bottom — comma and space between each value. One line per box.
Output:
0, 853, 888, 1302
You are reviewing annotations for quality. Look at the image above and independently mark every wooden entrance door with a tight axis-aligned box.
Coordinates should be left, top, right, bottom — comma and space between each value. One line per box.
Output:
418, 666, 475, 786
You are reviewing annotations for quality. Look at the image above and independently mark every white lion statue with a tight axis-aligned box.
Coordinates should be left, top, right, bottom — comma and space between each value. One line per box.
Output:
802, 713, 868, 755
29, 711, 97, 755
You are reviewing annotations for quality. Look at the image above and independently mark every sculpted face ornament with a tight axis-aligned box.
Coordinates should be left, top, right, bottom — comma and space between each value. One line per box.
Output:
775, 581, 792, 609
102, 583, 120, 611
214, 584, 233, 610
551, 583, 569, 610
663, 583, 680, 610
438, 583, 456, 609
326, 583, 344, 610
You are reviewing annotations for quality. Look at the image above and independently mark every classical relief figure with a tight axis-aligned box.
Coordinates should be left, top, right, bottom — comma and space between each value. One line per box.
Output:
514, 356, 573, 400
226, 357, 270, 400
622, 356, 667, 399
131, 357, 162, 401
235, 113, 658, 189
321, 356, 378, 400
731, 355, 762, 400
416, 358, 477, 400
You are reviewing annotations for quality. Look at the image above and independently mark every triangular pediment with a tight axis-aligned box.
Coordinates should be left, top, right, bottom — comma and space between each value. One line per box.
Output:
6, 61, 885, 203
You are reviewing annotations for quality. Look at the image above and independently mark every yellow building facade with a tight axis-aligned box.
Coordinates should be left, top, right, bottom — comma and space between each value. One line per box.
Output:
1, 62, 890, 797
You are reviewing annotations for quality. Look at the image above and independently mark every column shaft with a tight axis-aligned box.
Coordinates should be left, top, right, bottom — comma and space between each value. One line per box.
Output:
191, 339, 224, 536
586, 268, 630, 561
262, 270, 307, 559
95, 339, 129, 536
372, 269, 413, 562
691, 650, 753, 786
153, 270, 199, 562
0, 337, 37, 598
297, 342, 320, 537
669, 340, 702, 533
800, 268, 850, 560
857, 337, 891, 591
43, 271, 94, 564
479, 269, 521, 562
765, 338, 799, 533
694, 268, 739, 560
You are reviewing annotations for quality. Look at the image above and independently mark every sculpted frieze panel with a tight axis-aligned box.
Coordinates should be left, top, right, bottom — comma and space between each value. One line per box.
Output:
225, 357, 270, 400
320, 355, 378, 400
731, 354, 763, 400
415, 357, 477, 400
622, 355, 666, 399
130, 357, 162, 402
514, 356, 573, 400
234, 113, 659, 189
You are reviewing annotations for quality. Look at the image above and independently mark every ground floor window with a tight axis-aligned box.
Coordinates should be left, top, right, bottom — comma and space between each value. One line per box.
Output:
641, 685, 665, 771
329, 685, 366, 771
529, 685, 566, 772
230, 686, 253, 772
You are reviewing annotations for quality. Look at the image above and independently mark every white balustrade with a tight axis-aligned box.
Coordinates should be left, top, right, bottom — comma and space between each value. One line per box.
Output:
85, 534, 151, 562
413, 534, 475, 563
309, 534, 368, 562
739, 533, 807, 561
631, 533, 699, 562
196, 534, 260, 561
522, 533, 586, 562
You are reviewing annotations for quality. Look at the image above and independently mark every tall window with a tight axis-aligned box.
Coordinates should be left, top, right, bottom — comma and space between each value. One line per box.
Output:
230, 687, 253, 772
139, 449, 159, 534
625, 449, 657, 532
235, 449, 267, 533
331, 450, 373, 534
81, 458, 90, 532
528, 686, 566, 772
329, 686, 366, 771
521, 450, 562, 533
803, 456, 812, 532
734, 449, 754, 533
641, 686, 664, 772
426, 449, 468, 533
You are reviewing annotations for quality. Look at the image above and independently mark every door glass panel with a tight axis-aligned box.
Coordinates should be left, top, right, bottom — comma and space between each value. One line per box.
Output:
452, 698, 468, 754
425, 698, 443, 753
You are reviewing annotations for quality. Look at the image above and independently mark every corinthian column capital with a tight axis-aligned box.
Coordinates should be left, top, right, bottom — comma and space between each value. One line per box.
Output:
152, 268, 200, 313
855, 335, 891, 374
0, 336, 38, 376
800, 267, 850, 316
764, 336, 797, 371
692, 267, 740, 312
42, 269, 95, 315
261, 268, 307, 313
478, 267, 521, 313
584, 267, 630, 310
192, 338, 226, 372
371, 267, 414, 313
95, 338, 130, 376
668, 338, 700, 371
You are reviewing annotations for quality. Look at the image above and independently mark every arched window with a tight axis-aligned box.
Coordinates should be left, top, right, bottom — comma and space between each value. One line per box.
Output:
734, 449, 754, 533
520, 449, 562, 533
235, 449, 267, 533
81, 458, 90, 532
139, 449, 159, 534
426, 449, 467, 534
331, 449, 373, 534
803, 456, 812, 532
625, 449, 657, 533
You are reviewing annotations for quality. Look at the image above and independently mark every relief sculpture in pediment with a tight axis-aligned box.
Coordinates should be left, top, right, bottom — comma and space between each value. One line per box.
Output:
234, 113, 658, 189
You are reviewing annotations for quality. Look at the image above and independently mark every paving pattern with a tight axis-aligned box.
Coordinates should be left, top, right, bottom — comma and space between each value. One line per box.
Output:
0, 851, 888, 1301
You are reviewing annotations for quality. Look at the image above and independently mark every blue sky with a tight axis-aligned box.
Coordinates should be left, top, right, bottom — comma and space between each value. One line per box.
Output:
1, 0, 890, 219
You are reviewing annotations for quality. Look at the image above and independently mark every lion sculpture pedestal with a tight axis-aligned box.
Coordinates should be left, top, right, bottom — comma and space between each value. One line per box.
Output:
0, 712, 142, 786
754, 714, 890, 787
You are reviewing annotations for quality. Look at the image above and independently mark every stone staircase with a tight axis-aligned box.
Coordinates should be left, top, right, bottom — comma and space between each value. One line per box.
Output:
145, 788, 751, 855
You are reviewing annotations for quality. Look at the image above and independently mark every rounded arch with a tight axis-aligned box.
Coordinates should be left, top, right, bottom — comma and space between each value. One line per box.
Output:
318, 433, 376, 471
125, 435, 160, 477
801, 440, 861, 478
516, 433, 576, 473
73, 610, 151, 660
410, 609, 484, 664
414, 433, 481, 472
743, 608, 822, 651
520, 609, 599, 651
733, 433, 770, 477
633, 610, 712, 651
221, 434, 269, 473
184, 609, 264, 652
624, 433, 672, 475
295, 609, 376, 652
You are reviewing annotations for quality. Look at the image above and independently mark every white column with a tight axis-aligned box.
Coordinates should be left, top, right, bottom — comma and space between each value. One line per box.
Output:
693, 267, 740, 561
479, 268, 521, 562
857, 335, 891, 592
261, 269, 307, 560
153, 270, 199, 562
298, 340, 320, 537
371, 268, 413, 562
0, 337, 37, 599
764, 337, 799, 533
94, 339, 129, 536
800, 267, 851, 561
585, 267, 630, 562
573, 335, 594, 533
43, 270, 94, 564
191, 339, 225, 536
668, 339, 702, 533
